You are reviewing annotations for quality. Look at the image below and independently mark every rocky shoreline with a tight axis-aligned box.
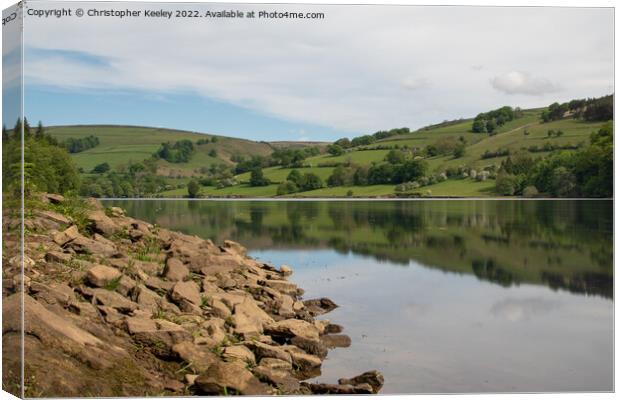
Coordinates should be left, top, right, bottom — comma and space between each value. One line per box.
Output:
2, 193, 383, 397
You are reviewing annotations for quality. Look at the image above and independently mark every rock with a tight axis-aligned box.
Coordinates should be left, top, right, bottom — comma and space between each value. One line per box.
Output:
324, 323, 343, 334
280, 265, 293, 276
91, 288, 138, 313
208, 298, 231, 319
290, 336, 328, 359
87, 210, 119, 236
321, 334, 352, 349
283, 346, 322, 371
115, 275, 137, 297
37, 210, 72, 226
246, 341, 293, 364
259, 357, 293, 371
303, 383, 373, 394
293, 301, 305, 312
338, 370, 384, 394
303, 298, 338, 316
223, 345, 256, 365
278, 295, 295, 318
313, 319, 330, 335
264, 280, 297, 296
145, 276, 174, 292
45, 251, 72, 264
232, 297, 274, 337
12, 274, 31, 290
265, 319, 320, 342
172, 341, 219, 374
44, 193, 65, 204
109, 206, 125, 217
163, 257, 188, 281
30, 281, 75, 307
53, 225, 80, 246
9, 254, 35, 268
223, 240, 247, 256
66, 235, 119, 258
170, 281, 202, 311
252, 366, 300, 393
4, 294, 125, 365
86, 265, 121, 287
185, 374, 199, 386
125, 317, 192, 358
163, 379, 185, 392
194, 362, 269, 395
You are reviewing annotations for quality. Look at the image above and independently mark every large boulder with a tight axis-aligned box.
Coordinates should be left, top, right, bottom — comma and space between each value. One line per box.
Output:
171, 341, 219, 374
223, 345, 256, 365
53, 225, 80, 246
194, 362, 270, 395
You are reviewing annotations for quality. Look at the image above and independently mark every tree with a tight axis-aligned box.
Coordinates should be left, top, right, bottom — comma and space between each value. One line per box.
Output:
35, 121, 44, 138
187, 180, 200, 198
453, 143, 466, 158
550, 167, 576, 197
287, 169, 303, 186
277, 181, 298, 195
92, 162, 111, 174
249, 168, 270, 186
208, 149, 217, 157
327, 144, 345, 156
495, 172, 516, 196
385, 149, 406, 164
300, 173, 323, 191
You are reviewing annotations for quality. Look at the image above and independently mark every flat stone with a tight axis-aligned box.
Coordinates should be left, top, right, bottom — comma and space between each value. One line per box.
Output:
172, 341, 219, 374
87, 210, 119, 236
321, 334, 352, 349
53, 225, 80, 246
259, 357, 293, 371
338, 370, 384, 394
252, 366, 300, 393
232, 297, 274, 337
86, 265, 122, 287
45, 251, 71, 264
265, 319, 320, 342
246, 341, 292, 364
170, 281, 202, 311
223, 345, 256, 365
91, 288, 138, 313
264, 280, 297, 296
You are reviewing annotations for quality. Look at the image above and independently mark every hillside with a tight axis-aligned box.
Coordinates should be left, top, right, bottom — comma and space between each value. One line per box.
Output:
46, 95, 612, 199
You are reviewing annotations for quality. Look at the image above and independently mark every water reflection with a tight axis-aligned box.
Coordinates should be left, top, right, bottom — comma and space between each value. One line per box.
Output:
107, 200, 613, 299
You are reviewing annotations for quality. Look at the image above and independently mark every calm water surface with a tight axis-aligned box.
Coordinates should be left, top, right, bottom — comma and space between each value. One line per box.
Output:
105, 199, 613, 394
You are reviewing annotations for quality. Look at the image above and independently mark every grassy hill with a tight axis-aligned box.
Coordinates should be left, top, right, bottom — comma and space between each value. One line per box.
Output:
47, 125, 283, 176
49, 100, 610, 198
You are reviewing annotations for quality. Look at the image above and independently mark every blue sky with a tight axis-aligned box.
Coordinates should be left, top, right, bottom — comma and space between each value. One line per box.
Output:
23, 86, 353, 141
5, 4, 614, 141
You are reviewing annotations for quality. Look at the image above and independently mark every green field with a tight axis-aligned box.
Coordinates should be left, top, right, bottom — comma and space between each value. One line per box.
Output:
47, 125, 275, 174
50, 104, 609, 198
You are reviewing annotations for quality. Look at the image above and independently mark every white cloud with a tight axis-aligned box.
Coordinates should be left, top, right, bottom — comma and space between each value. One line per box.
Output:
21, 4, 613, 133
491, 71, 561, 96
401, 76, 428, 91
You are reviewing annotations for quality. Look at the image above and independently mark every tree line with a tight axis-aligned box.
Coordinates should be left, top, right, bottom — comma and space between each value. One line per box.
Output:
541, 94, 613, 123
62, 135, 100, 153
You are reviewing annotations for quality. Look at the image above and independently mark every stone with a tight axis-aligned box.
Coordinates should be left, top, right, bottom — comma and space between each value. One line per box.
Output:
325, 323, 343, 334
163, 379, 185, 392
145, 276, 174, 292
258, 357, 293, 371
293, 301, 305, 312
303, 383, 373, 395
37, 210, 72, 226
125, 317, 192, 358
45, 193, 65, 204
246, 341, 292, 364
303, 298, 338, 316
264, 280, 297, 296
209, 298, 231, 319
109, 206, 125, 217
9, 255, 35, 268
163, 257, 189, 281
223, 240, 247, 256
265, 319, 320, 342
290, 336, 328, 359
170, 281, 202, 311
278, 295, 295, 318
172, 341, 219, 374
194, 362, 269, 395
321, 334, 352, 349
283, 346, 322, 371
232, 297, 274, 337
45, 251, 72, 264
223, 345, 256, 365
66, 235, 119, 258
30, 282, 75, 307
252, 366, 300, 393
53, 225, 80, 246
86, 265, 121, 287
338, 370, 384, 394
87, 210, 119, 236
279, 265, 293, 276
115, 275, 137, 297
185, 374, 199, 386
91, 288, 138, 313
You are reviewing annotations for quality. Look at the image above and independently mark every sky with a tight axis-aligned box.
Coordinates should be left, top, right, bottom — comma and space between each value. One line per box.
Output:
4, 2, 615, 141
